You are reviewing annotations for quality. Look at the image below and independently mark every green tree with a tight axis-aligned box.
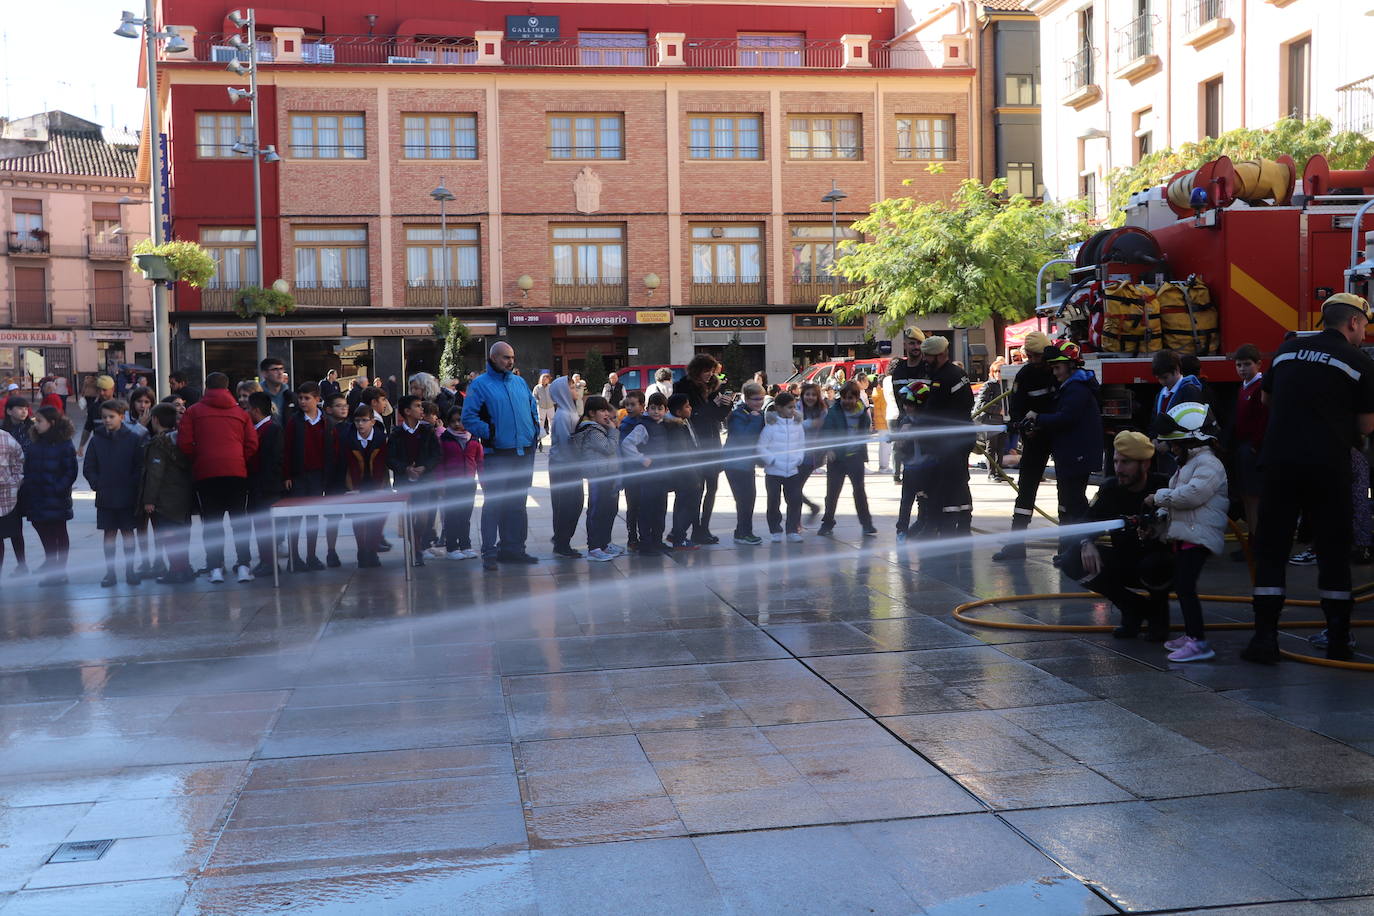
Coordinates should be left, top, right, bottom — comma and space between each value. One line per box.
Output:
822, 178, 1091, 330
582, 348, 608, 398
719, 334, 749, 390
436, 316, 470, 383
1105, 116, 1374, 218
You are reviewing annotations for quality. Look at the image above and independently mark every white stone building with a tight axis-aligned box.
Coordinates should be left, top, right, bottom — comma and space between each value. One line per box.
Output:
1028, 0, 1374, 216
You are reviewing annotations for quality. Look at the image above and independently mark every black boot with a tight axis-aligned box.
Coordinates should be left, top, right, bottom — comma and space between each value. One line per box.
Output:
992, 513, 1031, 562
1112, 594, 1144, 639
1324, 601, 1354, 662
1241, 597, 1283, 664
1142, 592, 1171, 642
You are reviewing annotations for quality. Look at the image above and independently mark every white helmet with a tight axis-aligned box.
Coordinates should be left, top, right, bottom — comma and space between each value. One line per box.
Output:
1154, 402, 1218, 443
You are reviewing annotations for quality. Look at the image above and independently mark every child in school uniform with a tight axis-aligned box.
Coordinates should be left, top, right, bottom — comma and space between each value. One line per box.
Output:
245, 391, 284, 577
437, 406, 483, 560
620, 391, 670, 555
281, 381, 338, 571
616, 390, 646, 550
663, 393, 702, 550
139, 403, 195, 583
84, 398, 145, 587
338, 405, 391, 567
758, 391, 808, 543
572, 395, 622, 561
386, 394, 441, 567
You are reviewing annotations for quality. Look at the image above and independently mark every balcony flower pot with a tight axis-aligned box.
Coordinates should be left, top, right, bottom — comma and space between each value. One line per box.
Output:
130, 239, 217, 287
233, 286, 297, 318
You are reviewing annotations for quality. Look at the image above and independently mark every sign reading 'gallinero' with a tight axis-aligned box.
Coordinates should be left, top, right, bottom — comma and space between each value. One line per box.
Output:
506, 16, 560, 39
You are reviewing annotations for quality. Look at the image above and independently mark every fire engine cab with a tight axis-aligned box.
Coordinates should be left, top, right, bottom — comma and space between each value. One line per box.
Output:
1032, 152, 1374, 431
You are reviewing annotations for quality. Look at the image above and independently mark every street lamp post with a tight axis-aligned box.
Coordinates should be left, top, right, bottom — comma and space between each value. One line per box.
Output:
114, 3, 187, 395
430, 179, 456, 319
820, 181, 848, 360
226, 9, 272, 364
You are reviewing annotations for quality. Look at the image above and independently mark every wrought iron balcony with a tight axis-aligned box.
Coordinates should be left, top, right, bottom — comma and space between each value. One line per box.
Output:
1115, 14, 1154, 63
1185, 0, 1225, 33
789, 277, 863, 306
293, 282, 371, 307
90, 301, 130, 326
404, 280, 482, 308
551, 279, 628, 308
1064, 45, 1094, 94
1338, 74, 1374, 136
691, 277, 766, 307
10, 300, 52, 325
6, 231, 49, 255
87, 235, 129, 259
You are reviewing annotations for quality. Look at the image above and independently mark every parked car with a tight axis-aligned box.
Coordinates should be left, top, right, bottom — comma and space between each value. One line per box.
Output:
784, 357, 893, 388
617, 364, 686, 393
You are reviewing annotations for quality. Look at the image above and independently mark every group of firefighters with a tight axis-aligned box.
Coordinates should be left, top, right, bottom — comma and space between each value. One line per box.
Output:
979, 291, 1374, 664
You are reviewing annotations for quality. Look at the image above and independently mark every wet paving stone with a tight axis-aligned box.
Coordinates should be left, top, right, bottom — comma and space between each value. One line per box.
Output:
2, 467, 1373, 909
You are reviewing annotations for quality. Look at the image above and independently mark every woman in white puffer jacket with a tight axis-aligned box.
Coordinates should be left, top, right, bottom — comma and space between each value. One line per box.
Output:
1145, 402, 1229, 664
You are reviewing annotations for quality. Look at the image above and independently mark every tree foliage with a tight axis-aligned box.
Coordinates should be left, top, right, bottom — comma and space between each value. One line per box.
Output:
719, 334, 749, 390
1105, 116, 1374, 218
822, 178, 1091, 329
437, 317, 470, 383
582, 348, 607, 397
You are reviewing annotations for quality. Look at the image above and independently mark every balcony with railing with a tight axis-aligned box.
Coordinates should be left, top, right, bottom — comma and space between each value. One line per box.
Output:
90, 300, 129, 326
87, 235, 129, 259
692, 277, 766, 307
6, 230, 50, 256
1062, 45, 1101, 109
10, 300, 52, 326
551, 278, 628, 308
404, 280, 482, 308
1339, 75, 1374, 136
186, 33, 949, 71
199, 285, 247, 312
1113, 14, 1161, 81
1183, 0, 1231, 47
789, 277, 863, 306
293, 282, 371, 307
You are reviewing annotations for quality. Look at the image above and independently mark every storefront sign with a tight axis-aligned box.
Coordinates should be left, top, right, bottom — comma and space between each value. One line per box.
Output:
793, 313, 864, 330
508, 311, 671, 327
188, 323, 344, 340
693, 314, 766, 330
89, 330, 134, 340
505, 15, 559, 39
345, 321, 498, 337
0, 330, 74, 345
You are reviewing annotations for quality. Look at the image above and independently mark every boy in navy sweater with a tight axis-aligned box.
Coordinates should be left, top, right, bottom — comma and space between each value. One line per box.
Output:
616, 390, 646, 550
387, 395, 441, 566
282, 381, 338, 571
621, 391, 671, 554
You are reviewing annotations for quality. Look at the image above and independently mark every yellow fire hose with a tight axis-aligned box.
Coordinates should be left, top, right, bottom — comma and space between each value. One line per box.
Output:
953, 518, 1374, 672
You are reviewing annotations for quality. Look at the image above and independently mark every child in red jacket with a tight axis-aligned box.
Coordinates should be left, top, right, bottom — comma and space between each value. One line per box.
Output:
438, 405, 483, 560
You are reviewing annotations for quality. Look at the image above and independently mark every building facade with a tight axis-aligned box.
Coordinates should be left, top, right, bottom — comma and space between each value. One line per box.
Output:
0, 112, 154, 389
1030, 0, 1374, 217
151, 0, 983, 385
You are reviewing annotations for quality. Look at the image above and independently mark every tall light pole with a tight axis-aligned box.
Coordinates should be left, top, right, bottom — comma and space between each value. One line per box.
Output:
114, 5, 187, 394
820, 181, 848, 360
226, 9, 275, 365
430, 179, 456, 319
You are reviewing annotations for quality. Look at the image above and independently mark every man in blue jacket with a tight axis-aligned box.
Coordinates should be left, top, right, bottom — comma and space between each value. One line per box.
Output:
1024, 345, 1103, 559
462, 341, 540, 570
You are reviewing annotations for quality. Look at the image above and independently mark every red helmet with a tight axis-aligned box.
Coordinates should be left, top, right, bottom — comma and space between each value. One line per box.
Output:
1058, 341, 1083, 363
898, 380, 931, 406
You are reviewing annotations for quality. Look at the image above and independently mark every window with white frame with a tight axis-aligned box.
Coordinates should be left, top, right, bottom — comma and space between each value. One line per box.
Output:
788, 115, 861, 160
289, 112, 366, 159
688, 115, 763, 159
691, 225, 763, 282
402, 114, 478, 159
294, 226, 368, 288
547, 114, 624, 160
405, 226, 480, 287
202, 227, 258, 288
196, 112, 253, 158
895, 116, 954, 160
552, 225, 625, 283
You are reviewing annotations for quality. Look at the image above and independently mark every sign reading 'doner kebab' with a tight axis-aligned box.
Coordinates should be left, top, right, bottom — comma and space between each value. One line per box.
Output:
506, 15, 559, 39
508, 310, 671, 327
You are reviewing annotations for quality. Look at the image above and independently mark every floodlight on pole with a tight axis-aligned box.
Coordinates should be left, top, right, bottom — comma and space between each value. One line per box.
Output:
227, 87, 253, 103
261, 145, 280, 163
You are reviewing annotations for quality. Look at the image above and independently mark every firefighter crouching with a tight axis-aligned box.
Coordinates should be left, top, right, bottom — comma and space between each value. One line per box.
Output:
920, 335, 976, 535
1060, 431, 1174, 640
993, 331, 1057, 562
1245, 292, 1374, 664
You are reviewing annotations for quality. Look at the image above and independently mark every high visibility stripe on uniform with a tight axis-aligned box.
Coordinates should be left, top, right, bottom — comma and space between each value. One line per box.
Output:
1252, 586, 1286, 597
949, 379, 969, 393
1027, 388, 1052, 397
1013, 507, 1034, 516
1271, 350, 1362, 381
1319, 589, 1353, 600
942, 504, 973, 512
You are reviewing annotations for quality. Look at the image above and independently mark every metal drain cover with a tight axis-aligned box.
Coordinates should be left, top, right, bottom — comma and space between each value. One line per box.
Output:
48, 839, 115, 863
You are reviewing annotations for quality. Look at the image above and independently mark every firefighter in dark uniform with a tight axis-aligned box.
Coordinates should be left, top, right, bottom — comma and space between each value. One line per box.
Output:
920, 334, 976, 535
888, 327, 930, 488
1245, 292, 1374, 663
993, 331, 1057, 561
1059, 430, 1173, 640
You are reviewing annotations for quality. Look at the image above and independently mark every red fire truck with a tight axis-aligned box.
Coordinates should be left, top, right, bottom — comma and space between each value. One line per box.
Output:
1032, 152, 1374, 429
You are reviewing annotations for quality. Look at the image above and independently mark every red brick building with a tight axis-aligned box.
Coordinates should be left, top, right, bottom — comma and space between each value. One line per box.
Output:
151, 0, 978, 384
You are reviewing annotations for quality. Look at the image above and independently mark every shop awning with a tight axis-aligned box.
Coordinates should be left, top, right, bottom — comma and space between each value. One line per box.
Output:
189, 323, 343, 339
346, 321, 498, 337
1003, 317, 1042, 350
224, 7, 324, 32
396, 18, 486, 38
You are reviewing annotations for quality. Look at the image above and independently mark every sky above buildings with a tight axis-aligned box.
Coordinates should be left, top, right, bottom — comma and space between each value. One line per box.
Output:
3, 0, 145, 128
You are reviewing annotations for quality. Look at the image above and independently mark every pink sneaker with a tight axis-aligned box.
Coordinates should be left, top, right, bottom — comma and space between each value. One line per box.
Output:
1164, 635, 1189, 651
1167, 637, 1216, 663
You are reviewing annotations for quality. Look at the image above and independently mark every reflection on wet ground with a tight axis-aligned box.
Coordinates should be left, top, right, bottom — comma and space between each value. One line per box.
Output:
2, 469, 1374, 913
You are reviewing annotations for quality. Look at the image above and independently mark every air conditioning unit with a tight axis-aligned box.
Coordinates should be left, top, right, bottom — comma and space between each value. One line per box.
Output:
387, 55, 433, 64
211, 45, 246, 62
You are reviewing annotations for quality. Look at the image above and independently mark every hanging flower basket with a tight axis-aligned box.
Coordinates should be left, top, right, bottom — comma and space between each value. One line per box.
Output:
130, 239, 217, 287
233, 285, 297, 318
